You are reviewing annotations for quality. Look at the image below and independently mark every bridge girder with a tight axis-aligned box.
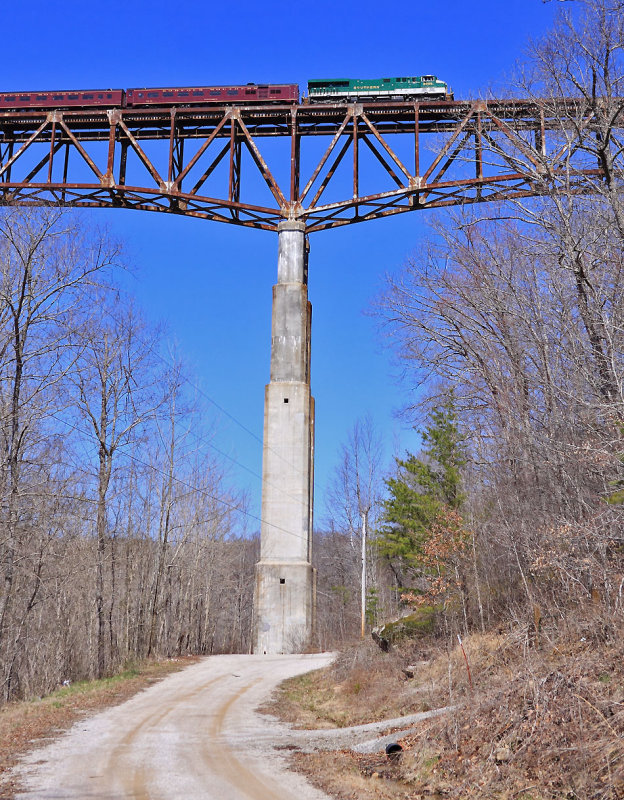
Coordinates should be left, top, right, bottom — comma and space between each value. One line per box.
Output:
0, 99, 609, 231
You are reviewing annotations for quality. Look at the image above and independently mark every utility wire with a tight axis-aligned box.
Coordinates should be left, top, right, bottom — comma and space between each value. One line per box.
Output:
49, 411, 309, 544
146, 345, 316, 511
145, 338, 312, 488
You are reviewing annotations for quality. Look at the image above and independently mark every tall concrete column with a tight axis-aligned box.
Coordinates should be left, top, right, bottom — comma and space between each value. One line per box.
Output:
253, 220, 316, 654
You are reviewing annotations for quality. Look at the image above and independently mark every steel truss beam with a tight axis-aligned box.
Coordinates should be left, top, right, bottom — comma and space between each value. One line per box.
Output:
0, 99, 615, 231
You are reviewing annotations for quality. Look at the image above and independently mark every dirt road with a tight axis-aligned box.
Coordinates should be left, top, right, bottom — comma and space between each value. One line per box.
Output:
12, 653, 335, 800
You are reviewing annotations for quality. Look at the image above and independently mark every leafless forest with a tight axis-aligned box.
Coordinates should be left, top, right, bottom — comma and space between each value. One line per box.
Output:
0, 208, 256, 702
316, 1, 624, 649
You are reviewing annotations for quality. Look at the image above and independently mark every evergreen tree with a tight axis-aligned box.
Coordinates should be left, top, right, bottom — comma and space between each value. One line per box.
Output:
379, 397, 466, 589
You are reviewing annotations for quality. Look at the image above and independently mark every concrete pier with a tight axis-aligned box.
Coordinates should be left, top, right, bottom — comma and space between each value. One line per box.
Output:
253, 221, 316, 654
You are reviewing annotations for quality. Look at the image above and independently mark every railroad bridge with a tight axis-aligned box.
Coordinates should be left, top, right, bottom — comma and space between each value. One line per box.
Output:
0, 96, 608, 652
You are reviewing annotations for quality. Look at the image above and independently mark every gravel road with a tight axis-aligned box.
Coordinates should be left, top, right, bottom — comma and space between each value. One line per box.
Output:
11, 652, 450, 799
12, 653, 336, 800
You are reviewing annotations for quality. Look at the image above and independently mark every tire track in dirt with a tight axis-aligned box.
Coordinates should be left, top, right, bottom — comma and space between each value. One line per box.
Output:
107, 676, 227, 799
200, 677, 295, 800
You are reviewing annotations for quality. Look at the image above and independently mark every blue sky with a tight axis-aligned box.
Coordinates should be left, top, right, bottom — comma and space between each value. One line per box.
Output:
5, 0, 560, 527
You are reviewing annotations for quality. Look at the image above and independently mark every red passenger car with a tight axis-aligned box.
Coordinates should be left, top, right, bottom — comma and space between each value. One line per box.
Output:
0, 89, 124, 110
125, 84, 299, 106
0, 83, 301, 112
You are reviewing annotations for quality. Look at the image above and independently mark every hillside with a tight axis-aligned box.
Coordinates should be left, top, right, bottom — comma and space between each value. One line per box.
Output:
268, 609, 624, 800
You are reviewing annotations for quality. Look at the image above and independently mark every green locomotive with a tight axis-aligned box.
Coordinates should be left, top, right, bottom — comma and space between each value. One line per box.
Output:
307, 75, 450, 103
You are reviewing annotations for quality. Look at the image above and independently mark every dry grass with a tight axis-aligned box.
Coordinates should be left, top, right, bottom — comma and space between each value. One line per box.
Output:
292, 750, 415, 800
401, 623, 624, 800
272, 610, 624, 800
263, 638, 439, 728
0, 656, 200, 800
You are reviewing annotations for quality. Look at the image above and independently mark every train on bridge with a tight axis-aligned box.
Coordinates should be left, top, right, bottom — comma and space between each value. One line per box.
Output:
0, 76, 451, 111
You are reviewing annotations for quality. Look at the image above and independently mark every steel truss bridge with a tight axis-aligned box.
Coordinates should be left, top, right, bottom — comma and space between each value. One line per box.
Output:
0, 93, 610, 654
0, 98, 605, 232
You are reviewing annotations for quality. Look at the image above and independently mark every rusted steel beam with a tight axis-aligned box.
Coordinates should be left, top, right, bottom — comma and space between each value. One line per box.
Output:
119, 141, 128, 186
0, 98, 605, 140
360, 135, 405, 188
189, 141, 229, 195
360, 112, 412, 181
419, 129, 475, 202
479, 128, 539, 179
236, 113, 286, 208
538, 106, 546, 157
231, 139, 242, 216
298, 113, 351, 204
62, 143, 70, 200
0, 165, 603, 233
549, 110, 597, 168
476, 112, 483, 184
117, 119, 165, 189
25, 141, 63, 184
0, 118, 49, 179
174, 113, 229, 188
422, 105, 476, 183
48, 121, 57, 183
0, 97, 615, 232
59, 119, 104, 181
353, 111, 359, 201
414, 104, 420, 178
289, 108, 299, 204
172, 136, 184, 191
309, 135, 352, 209
228, 119, 237, 204
167, 110, 176, 184
106, 112, 118, 185
487, 111, 545, 170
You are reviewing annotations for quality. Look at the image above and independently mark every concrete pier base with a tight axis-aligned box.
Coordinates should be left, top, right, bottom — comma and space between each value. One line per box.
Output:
254, 562, 316, 654
253, 221, 316, 654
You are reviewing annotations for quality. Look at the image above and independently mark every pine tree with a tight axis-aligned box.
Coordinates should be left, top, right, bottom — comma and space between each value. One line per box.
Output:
379, 397, 467, 593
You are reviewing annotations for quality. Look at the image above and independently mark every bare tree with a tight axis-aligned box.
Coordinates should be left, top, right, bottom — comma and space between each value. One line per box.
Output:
0, 208, 119, 697
325, 415, 385, 637
478, 0, 624, 407
377, 206, 624, 622
0, 207, 257, 703
71, 294, 162, 677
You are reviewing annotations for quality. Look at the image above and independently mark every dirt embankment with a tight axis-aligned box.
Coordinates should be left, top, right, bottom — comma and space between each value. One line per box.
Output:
269, 615, 624, 800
